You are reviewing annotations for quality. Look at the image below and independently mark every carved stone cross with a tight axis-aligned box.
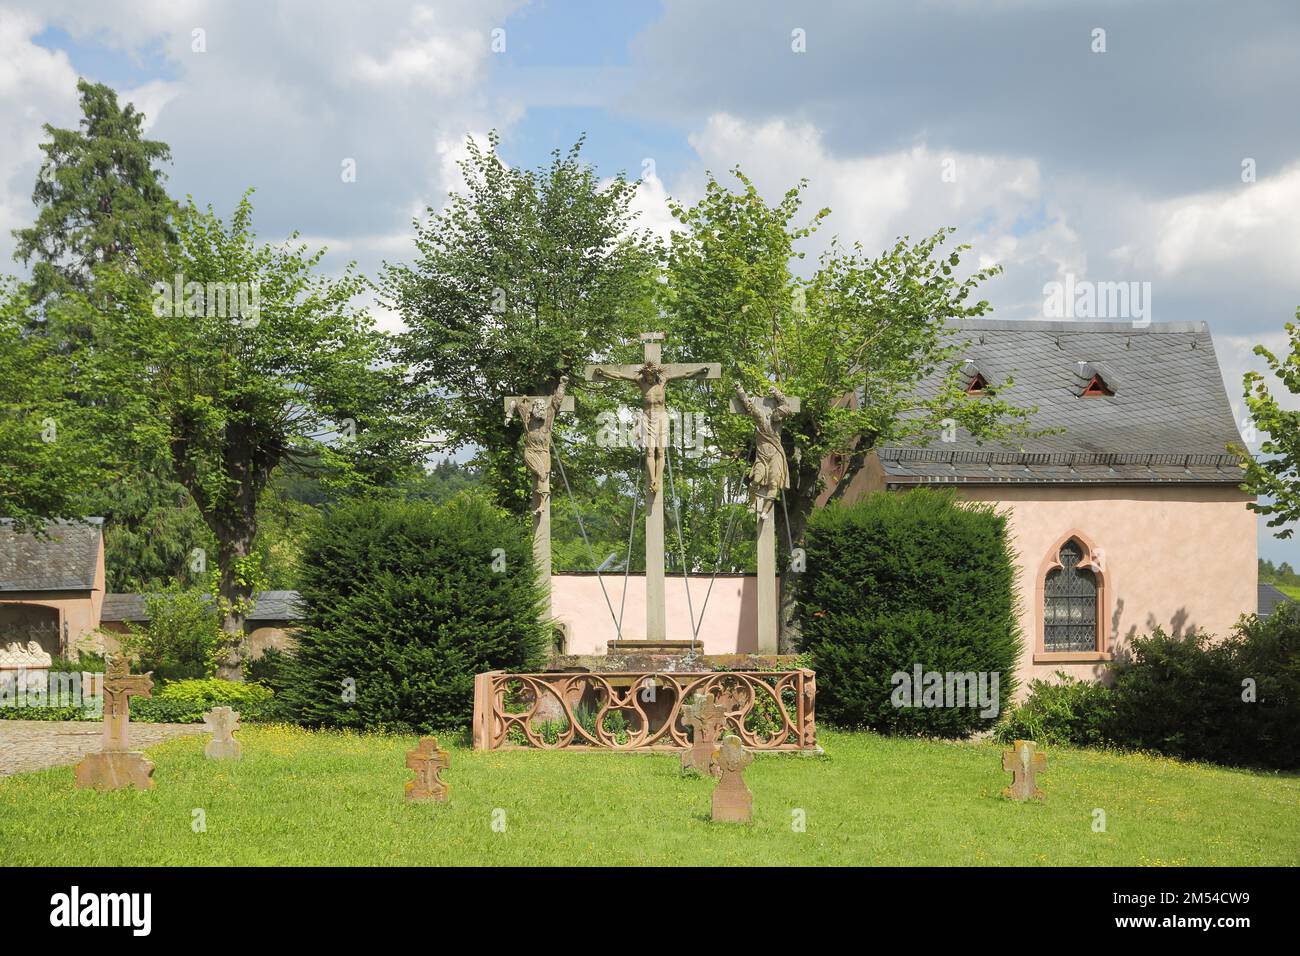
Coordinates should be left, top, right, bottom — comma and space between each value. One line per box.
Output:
405, 736, 450, 803
711, 734, 754, 823
74, 656, 156, 791
680, 691, 729, 776
730, 384, 801, 654
101, 656, 153, 751
504, 379, 574, 624
585, 332, 721, 645
1002, 739, 1047, 801
203, 706, 242, 760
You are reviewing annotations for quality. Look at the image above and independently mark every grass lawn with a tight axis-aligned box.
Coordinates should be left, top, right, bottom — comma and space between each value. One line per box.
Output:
1274, 583, 1300, 601
1, 725, 1296, 866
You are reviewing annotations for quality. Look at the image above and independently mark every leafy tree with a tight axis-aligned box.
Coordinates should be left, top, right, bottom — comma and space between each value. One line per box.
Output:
12, 79, 175, 310
663, 169, 1034, 650
81, 193, 422, 677
1238, 308, 1300, 537
0, 282, 108, 527
383, 132, 659, 515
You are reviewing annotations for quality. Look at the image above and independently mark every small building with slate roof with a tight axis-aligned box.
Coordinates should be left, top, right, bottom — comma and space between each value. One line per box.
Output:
0, 518, 106, 657
99, 590, 301, 659
838, 318, 1256, 686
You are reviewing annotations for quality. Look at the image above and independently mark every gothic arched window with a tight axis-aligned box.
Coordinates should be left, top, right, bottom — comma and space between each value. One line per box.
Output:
1043, 540, 1099, 652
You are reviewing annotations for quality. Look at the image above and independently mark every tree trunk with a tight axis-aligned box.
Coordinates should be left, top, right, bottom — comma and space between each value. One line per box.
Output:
777, 456, 820, 654
214, 531, 254, 681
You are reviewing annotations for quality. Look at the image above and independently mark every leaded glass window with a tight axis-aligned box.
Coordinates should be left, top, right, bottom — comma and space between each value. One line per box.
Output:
1043, 540, 1098, 652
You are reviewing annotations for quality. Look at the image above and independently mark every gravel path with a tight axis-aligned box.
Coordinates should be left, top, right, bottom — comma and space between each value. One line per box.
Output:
0, 721, 206, 778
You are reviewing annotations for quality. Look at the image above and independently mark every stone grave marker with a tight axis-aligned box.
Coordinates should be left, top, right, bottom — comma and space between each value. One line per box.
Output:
203, 706, 242, 760
680, 690, 728, 776
1001, 739, 1047, 801
406, 736, 450, 803
74, 657, 155, 791
711, 734, 754, 823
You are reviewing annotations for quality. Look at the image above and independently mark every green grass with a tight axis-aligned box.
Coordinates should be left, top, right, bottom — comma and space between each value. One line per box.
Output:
1274, 583, 1300, 601
1, 725, 1296, 866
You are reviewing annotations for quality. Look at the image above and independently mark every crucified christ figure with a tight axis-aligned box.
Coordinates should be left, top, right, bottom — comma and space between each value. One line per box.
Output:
590, 362, 712, 493
504, 376, 568, 514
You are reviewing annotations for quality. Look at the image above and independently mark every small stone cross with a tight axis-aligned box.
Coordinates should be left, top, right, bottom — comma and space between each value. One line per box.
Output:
711, 735, 754, 823
1002, 739, 1047, 801
203, 706, 242, 760
406, 737, 450, 803
680, 690, 728, 776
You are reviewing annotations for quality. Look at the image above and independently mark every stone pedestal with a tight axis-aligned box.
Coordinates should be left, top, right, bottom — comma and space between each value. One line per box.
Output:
74, 751, 155, 791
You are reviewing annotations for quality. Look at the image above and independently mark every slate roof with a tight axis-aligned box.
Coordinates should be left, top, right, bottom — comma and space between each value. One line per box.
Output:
100, 590, 302, 623
873, 319, 1248, 485
0, 518, 103, 592
1258, 583, 1294, 618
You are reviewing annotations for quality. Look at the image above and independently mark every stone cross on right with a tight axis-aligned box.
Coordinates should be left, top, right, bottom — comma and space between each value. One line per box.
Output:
711, 734, 754, 823
203, 706, 242, 760
731, 384, 801, 655
1002, 739, 1047, 801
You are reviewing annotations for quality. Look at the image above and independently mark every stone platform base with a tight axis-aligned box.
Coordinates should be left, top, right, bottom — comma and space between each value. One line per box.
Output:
549, 651, 801, 674
74, 750, 155, 791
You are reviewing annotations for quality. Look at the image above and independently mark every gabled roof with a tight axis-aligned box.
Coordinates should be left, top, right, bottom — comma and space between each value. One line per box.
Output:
0, 518, 103, 592
875, 319, 1247, 485
101, 590, 302, 623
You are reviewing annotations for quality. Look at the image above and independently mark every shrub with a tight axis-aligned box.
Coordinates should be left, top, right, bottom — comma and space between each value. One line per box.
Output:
279, 493, 547, 732
798, 489, 1022, 736
132, 678, 275, 723
245, 646, 290, 694
1107, 607, 1300, 769
996, 673, 1115, 747
119, 585, 221, 681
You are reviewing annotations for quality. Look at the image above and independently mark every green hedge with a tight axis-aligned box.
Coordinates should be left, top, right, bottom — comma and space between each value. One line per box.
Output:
995, 673, 1114, 747
798, 489, 1021, 736
279, 493, 547, 732
132, 678, 275, 724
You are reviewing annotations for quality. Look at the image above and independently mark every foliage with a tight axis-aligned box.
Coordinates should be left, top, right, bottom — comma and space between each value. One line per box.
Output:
74, 192, 422, 670
995, 674, 1115, 748
798, 489, 1022, 736
1106, 609, 1300, 770
244, 646, 290, 694
132, 678, 275, 723
119, 585, 222, 681
661, 169, 1035, 648
384, 132, 659, 515
279, 493, 548, 733
0, 284, 112, 527
1236, 307, 1300, 536
11, 79, 175, 308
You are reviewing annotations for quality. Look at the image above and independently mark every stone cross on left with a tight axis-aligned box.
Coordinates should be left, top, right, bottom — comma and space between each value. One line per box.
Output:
74, 656, 156, 791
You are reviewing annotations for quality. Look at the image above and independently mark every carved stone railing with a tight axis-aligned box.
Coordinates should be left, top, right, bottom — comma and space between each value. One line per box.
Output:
472, 669, 817, 752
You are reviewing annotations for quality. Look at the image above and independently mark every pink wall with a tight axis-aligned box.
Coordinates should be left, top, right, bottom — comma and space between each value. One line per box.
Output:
550, 573, 765, 655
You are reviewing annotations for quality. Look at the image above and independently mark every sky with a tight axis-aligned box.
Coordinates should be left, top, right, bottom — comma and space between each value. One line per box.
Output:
1, 0, 1297, 562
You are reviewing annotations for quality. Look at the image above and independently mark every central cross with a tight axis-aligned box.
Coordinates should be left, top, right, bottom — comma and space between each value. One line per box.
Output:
585, 332, 720, 646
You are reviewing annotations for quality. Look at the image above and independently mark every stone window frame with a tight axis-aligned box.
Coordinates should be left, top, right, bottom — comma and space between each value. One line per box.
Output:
1033, 530, 1111, 663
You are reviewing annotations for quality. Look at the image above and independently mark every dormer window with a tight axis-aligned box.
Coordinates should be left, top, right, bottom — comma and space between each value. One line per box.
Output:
1081, 374, 1113, 397
966, 373, 988, 395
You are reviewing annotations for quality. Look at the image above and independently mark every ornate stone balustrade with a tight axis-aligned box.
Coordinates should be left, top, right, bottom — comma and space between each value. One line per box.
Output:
472, 669, 817, 752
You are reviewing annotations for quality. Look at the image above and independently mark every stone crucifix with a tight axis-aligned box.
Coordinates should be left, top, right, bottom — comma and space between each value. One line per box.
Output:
585, 332, 721, 645
503, 377, 573, 620
1002, 739, 1048, 801
101, 655, 153, 751
731, 384, 801, 655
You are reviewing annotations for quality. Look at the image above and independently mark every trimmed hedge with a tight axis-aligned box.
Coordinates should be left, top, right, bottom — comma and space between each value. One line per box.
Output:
798, 489, 1022, 736
279, 493, 547, 732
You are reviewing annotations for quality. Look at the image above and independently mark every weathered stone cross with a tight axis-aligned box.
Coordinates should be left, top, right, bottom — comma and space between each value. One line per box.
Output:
1001, 739, 1048, 801
203, 706, 242, 760
680, 690, 729, 776
405, 736, 451, 802
731, 384, 801, 655
101, 655, 153, 751
503, 379, 574, 621
585, 332, 721, 646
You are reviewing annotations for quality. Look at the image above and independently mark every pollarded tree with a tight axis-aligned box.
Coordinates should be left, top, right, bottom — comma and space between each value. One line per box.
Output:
12, 79, 176, 309
1237, 308, 1300, 537
84, 192, 422, 677
382, 132, 660, 515
663, 169, 1035, 650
